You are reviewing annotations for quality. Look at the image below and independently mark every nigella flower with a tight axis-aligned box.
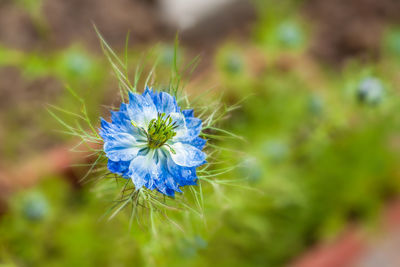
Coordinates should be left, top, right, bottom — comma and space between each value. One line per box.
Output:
99, 88, 207, 197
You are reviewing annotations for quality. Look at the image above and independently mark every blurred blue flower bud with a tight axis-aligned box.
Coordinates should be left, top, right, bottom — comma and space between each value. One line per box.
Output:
179, 235, 207, 258
308, 94, 324, 115
22, 192, 49, 221
64, 51, 93, 76
193, 235, 208, 249
261, 139, 289, 163
277, 22, 303, 48
224, 53, 243, 74
238, 156, 263, 183
357, 77, 384, 105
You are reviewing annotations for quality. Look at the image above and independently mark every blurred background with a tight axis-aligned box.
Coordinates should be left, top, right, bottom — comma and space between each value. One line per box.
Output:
1, 0, 400, 266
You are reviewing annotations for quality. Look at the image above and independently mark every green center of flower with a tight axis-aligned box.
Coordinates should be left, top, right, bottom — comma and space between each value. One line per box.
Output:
146, 113, 177, 149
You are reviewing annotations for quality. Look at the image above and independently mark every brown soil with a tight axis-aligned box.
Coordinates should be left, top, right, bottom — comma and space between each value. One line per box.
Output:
0, 0, 256, 57
304, 0, 400, 65
4, 0, 398, 66
0, 1, 40, 50
0, 67, 61, 110
0, 67, 63, 159
42, 0, 166, 50
0, 0, 165, 51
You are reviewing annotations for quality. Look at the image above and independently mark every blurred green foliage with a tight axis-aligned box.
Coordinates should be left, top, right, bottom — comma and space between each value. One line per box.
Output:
1, 1, 400, 266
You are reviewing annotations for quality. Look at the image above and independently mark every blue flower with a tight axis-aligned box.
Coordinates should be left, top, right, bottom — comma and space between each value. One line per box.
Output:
99, 88, 207, 197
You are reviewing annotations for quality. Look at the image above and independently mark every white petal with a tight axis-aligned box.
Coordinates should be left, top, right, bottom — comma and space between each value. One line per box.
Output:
128, 153, 158, 189
169, 112, 188, 140
170, 142, 206, 167
104, 133, 141, 161
127, 93, 158, 128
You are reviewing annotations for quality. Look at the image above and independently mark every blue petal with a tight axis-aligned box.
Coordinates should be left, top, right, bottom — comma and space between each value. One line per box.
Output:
99, 118, 114, 139
100, 118, 125, 141
157, 165, 182, 196
187, 137, 207, 150
170, 142, 206, 167
103, 133, 141, 161
182, 109, 194, 118
167, 158, 198, 187
168, 112, 187, 139
111, 110, 129, 127
110, 103, 131, 130
143, 87, 179, 115
154, 179, 176, 196
152, 158, 188, 197
108, 111, 138, 136
185, 117, 202, 139
173, 116, 202, 142
164, 188, 176, 197
127, 92, 157, 128
107, 159, 130, 178
127, 155, 158, 190
147, 151, 200, 197
100, 117, 146, 144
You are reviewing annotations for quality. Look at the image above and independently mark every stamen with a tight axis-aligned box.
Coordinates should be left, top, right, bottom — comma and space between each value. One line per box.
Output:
147, 113, 177, 149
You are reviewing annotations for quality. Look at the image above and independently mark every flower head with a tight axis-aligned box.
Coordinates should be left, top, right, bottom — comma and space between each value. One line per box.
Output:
100, 88, 206, 196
